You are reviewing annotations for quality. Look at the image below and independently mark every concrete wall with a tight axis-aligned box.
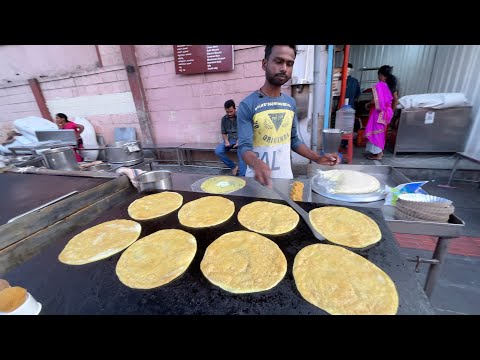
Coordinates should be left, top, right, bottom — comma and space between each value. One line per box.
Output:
0, 45, 99, 84
137, 45, 281, 144
0, 45, 292, 146
0, 85, 42, 138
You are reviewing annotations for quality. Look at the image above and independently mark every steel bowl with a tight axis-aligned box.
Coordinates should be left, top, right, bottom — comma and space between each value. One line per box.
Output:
134, 170, 173, 193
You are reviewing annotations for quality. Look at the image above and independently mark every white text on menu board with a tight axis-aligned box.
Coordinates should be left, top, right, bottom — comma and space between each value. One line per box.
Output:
207, 45, 226, 71
177, 45, 194, 73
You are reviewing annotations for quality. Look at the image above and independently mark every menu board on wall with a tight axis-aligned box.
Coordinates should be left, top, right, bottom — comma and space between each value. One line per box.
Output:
173, 45, 234, 75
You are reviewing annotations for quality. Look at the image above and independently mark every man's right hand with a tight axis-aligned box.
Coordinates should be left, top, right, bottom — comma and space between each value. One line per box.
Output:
253, 159, 272, 187
224, 141, 230, 147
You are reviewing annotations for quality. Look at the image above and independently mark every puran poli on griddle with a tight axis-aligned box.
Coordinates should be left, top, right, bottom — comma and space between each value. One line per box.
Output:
309, 206, 381, 248
293, 244, 398, 315
200, 176, 246, 194
238, 201, 299, 235
178, 196, 234, 228
200, 231, 287, 294
0, 286, 27, 313
58, 219, 141, 265
116, 229, 197, 289
128, 191, 183, 220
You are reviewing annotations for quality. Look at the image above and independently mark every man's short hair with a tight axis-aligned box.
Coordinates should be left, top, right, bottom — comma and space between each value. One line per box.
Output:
224, 99, 235, 109
264, 45, 297, 60
348, 63, 353, 69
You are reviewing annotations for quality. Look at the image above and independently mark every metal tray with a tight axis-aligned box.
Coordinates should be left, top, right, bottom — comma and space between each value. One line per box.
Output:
310, 173, 387, 203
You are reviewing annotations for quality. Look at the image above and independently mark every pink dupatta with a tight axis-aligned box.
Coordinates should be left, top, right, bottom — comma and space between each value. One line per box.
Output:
365, 81, 393, 149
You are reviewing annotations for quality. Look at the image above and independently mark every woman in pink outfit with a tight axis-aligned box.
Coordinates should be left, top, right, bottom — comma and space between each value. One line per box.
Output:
364, 65, 399, 160
55, 113, 85, 162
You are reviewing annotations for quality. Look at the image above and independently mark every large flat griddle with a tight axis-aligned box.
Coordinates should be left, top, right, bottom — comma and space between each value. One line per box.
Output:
4, 190, 434, 315
0, 173, 110, 225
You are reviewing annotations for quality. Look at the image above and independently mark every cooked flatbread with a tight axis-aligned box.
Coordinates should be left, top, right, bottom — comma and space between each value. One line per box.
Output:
322, 169, 380, 194
0, 286, 27, 313
128, 191, 183, 220
200, 176, 246, 194
178, 196, 234, 228
238, 201, 299, 235
200, 231, 287, 293
58, 219, 141, 265
293, 244, 398, 315
116, 229, 196, 289
309, 206, 381, 248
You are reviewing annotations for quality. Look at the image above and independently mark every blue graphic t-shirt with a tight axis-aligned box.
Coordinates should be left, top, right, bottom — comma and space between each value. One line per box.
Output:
237, 91, 304, 179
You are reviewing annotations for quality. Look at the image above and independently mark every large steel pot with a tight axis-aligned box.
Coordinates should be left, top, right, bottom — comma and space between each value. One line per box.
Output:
105, 141, 144, 166
42, 147, 80, 171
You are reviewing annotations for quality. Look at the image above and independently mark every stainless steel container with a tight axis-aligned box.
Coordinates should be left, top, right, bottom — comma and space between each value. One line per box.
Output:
42, 147, 80, 171
105, 140, 144, 166
134, 170, 172, 193
322, 129, 343, 153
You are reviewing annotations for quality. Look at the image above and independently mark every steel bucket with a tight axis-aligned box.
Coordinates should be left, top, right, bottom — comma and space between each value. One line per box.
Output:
105, 140, 144, 166
42, 147, 80, 171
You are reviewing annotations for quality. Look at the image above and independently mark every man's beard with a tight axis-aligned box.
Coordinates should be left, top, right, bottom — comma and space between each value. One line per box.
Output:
266, 70, 289, 86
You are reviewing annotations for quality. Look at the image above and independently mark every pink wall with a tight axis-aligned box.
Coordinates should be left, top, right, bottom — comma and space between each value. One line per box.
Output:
0, 85, 42, 139
38, 65, 139, 144
0, 46, 99, 84
0, 45, 290, 146
138, 45, 283, 144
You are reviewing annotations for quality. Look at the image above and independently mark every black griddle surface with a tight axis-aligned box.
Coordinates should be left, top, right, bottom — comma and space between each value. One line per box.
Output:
0, 173, 109, 225
4, 190, 434, 315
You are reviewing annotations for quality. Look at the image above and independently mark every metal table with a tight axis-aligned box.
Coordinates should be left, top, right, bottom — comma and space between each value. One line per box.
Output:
307, 164, 465, 298
9, 141, 77, 155
179, 143, 233, 169
447, 152, 480, 187
82, 142, 186, 170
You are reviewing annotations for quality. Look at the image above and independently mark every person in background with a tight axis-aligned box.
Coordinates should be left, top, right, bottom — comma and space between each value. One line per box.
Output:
237, 45, 339, 186
55, 113, 84, 162
215, 99, 246, 176
345, 63, 361, 105
364, 65, 398, 160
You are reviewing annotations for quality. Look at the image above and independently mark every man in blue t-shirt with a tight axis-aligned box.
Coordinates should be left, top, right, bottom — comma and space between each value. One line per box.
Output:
215, 99, 246, 176
237, 45, 340, 186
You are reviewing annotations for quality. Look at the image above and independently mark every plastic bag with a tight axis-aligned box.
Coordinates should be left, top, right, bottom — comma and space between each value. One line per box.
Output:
384, 181, 428, 206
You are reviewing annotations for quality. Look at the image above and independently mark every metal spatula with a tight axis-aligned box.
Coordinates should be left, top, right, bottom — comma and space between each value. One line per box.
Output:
271, 185, 325, 241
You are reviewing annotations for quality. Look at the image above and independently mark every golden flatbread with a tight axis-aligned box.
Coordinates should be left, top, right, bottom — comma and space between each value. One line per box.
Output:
58, 219, 141, 265
293, 244, 399, 315
128, 191, 183, 220
116, 229, 197, 289
0, 286, 27, 313
200, 176, 246, 194
200, 231, 287, 293
238, 201, 299, 235
309, 206, 381, 248
178, 196, 234, 228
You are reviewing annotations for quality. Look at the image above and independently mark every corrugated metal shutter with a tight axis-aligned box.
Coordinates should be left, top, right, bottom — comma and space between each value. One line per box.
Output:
337, 45, 438, 96
429, 45, 480, 158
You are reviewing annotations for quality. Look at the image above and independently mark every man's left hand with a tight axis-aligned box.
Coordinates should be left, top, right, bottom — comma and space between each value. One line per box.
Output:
232, 141, 238, 149
315, 153, 340, 166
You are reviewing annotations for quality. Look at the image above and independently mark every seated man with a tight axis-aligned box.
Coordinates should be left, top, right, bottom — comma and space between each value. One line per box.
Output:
215, 99, 246, 176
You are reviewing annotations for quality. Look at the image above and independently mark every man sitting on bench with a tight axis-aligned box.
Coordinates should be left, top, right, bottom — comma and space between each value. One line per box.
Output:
215, 99, 246, 176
